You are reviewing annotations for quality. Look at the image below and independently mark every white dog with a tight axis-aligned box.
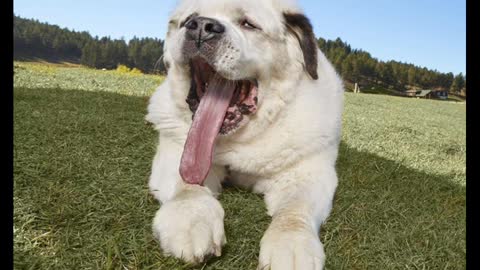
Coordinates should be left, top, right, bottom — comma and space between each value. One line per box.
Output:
145, 0, 344, 269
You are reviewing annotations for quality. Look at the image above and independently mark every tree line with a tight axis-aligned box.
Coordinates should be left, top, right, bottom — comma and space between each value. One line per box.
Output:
318, 38, 465, 94
79, 37, 165, 72
14, 15, 165, 73
14, 15, 465, 94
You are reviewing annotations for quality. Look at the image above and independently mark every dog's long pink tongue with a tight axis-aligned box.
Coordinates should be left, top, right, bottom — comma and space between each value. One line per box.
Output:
180, 78, 235, 185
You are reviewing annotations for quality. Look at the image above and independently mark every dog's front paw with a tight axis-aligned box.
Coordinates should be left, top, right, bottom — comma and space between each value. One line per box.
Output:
258, 226, 325, 270
152, 189, 226, 264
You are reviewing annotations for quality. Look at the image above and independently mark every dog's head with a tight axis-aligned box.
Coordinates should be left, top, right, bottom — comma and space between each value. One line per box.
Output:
164, 0, 320, 184
164, 0, 318, 81
164, 0, 319, 134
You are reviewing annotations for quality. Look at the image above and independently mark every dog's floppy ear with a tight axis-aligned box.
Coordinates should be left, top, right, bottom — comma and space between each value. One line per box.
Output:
283, 12, 318, 80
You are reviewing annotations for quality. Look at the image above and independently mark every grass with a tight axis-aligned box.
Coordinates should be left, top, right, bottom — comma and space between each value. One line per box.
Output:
14, 62, 465, 269
14, 61, 164, 96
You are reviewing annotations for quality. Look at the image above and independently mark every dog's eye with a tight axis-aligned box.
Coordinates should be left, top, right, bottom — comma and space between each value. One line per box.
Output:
240, 19, 258, 30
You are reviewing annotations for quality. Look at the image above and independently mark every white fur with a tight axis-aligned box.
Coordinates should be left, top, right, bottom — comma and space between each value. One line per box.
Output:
152, 185, 226, 263
146, 0, 343, 269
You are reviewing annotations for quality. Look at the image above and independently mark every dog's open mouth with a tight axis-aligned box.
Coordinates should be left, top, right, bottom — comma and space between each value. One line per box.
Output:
186, 58, 258, 134
180, 57, 258, 185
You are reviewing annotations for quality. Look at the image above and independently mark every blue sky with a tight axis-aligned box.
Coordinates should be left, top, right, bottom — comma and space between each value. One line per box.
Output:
14, 0, 466, 75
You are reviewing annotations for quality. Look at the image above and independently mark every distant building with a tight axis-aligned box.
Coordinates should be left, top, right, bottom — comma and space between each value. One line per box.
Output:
416, 90, 433, 99
404, 89, 448, 99
432, 90, 449, 99
405, 89, 418, 97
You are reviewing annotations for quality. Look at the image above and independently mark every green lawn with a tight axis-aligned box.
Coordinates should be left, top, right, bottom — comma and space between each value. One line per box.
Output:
14, 62, 465, 269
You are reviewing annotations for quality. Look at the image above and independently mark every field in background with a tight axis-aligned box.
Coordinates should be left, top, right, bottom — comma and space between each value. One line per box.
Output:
14, 62, 164, 96
343, 80, 466, 102
14, 62, 465, 269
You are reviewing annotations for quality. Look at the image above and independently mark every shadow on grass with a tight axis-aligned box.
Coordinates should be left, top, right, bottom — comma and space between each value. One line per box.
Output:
14, 88, 465, 269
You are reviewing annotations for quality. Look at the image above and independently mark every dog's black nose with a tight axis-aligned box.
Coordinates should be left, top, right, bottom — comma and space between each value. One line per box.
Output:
185, 17, 225, 46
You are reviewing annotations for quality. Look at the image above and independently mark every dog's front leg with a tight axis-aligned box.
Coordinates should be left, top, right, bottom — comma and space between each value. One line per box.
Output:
149, 136, 227, 264
257, 156, 338, 270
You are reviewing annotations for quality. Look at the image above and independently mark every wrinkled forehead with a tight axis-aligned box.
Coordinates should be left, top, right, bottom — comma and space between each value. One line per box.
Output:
170, 0, 302, 34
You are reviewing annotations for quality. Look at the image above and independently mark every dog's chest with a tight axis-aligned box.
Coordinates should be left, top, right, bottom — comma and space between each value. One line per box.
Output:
213, 125, 313, 176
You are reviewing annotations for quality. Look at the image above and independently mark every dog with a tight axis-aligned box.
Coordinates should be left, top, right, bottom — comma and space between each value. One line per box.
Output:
145, 0, 344, 269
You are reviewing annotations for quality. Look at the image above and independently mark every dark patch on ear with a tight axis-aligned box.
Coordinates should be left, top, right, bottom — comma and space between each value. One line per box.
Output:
283, 12, 318, 80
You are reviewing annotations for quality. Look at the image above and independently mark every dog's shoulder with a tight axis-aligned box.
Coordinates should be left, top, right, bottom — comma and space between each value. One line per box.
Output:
146, 79, 191, 138
145, 81, 171, 126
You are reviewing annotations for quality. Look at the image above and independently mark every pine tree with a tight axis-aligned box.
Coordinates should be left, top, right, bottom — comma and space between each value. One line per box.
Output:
80, 41, 98, 68
450, 73, 465, 93
407, 67, 416, 87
